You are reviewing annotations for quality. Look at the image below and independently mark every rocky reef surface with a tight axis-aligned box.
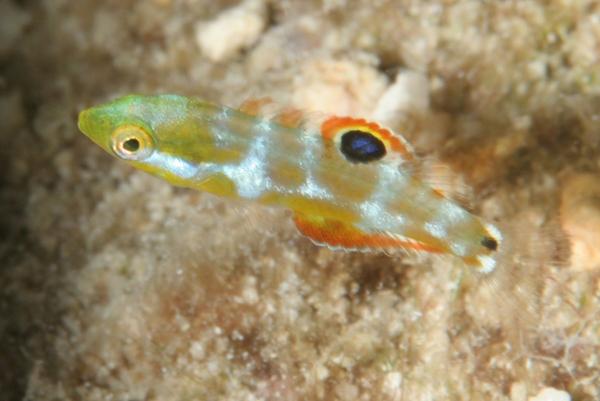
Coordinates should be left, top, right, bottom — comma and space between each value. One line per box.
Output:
1, 1, 599, 400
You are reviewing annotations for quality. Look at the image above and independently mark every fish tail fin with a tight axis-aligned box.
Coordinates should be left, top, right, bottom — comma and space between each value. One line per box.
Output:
464, 214, 571, 341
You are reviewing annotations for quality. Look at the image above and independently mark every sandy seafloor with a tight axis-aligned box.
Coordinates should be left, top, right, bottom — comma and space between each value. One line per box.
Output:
1, 0, 600, 400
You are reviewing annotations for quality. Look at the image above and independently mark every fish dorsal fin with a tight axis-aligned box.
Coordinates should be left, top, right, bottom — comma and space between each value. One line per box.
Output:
317, 115, 472, 208
272, 108, 305, 128
238, 100, 418, 161
238, 97, 274, 116
238, 97, 308, 129
237, 100, 468, 206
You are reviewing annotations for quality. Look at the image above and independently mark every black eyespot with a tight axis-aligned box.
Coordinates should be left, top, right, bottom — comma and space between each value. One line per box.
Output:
340, 130, 386, 163
481, 236, 498, 251
123, 138, 140, 152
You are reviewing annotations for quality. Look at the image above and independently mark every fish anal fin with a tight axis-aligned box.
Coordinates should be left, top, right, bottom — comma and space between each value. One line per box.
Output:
292, 213, 444, 253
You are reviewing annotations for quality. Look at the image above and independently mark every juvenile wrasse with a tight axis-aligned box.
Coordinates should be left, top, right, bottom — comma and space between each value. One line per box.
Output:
78, 94, 503, 273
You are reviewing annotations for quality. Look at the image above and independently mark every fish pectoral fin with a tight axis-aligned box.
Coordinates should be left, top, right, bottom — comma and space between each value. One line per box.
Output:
292, 213, 443, 253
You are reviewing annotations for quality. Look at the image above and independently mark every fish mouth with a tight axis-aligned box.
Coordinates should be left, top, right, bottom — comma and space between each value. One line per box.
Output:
77, 109, 91, 137
77, 107, 112, 152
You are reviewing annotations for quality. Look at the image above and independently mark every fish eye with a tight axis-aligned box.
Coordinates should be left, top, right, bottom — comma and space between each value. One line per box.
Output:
122, 137, 140, 152
111, 125, 154, 160
340, 130, 387, 163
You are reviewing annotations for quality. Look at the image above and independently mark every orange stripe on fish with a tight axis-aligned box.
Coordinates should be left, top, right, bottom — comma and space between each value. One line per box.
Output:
293, 213, 445, 253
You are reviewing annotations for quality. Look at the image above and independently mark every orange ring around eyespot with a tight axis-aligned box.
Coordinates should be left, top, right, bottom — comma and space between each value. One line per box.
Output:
320, 117, 414, 160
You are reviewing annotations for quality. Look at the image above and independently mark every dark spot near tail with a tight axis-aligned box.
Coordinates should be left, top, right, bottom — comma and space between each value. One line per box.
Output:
481, 236, 498, 251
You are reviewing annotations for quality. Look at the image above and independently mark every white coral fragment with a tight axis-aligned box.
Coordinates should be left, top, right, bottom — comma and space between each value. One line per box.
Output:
529, 388, 571, 401
195, 0, 267, 62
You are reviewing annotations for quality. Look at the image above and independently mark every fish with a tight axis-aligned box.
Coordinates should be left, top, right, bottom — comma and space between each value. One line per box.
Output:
78, 94, 505, 274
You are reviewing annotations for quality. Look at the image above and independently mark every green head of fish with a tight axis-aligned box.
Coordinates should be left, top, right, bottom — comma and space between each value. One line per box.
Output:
77, 94, 240, 195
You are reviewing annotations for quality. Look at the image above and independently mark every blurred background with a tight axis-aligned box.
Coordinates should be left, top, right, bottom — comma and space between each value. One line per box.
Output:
1, 1, 599, 400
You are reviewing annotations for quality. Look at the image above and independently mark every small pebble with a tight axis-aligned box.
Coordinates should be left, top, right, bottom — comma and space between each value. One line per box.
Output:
560, 173, 600, 271
529, 387, 571, 401
334, 381, 359, 401
373, 69, 430, 124
292, 59, 387, 116
195, 0, 266, 62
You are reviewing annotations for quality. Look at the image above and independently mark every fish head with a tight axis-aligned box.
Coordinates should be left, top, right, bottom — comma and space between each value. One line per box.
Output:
78, 94, 231, 188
